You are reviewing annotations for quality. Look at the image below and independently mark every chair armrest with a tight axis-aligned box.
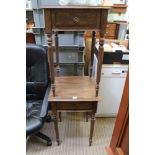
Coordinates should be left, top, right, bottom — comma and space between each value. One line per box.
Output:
40, 85, 51, 118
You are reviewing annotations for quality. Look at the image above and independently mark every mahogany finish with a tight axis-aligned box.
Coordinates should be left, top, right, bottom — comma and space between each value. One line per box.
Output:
48, 76, 99, 146
106, 72, 129, 155
43, 6, 111, 146
112, 4, 127, 13
51, 9, 101, 30
48, 76, 99, 102
84, 22, 120, 39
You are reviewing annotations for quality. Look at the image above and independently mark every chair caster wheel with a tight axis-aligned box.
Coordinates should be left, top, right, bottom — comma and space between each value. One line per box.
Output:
47, 140, 52, 146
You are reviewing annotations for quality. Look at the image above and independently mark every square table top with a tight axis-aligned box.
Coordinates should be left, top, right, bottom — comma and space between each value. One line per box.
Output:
48, 76, 100, 102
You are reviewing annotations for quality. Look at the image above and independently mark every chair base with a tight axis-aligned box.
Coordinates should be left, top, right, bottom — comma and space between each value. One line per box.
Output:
45, 115, 53, 122
35, 132, 52, 146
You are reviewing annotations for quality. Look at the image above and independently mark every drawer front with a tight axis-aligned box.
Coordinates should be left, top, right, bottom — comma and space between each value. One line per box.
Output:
52, 10, 100, 29
105, 23, 117, 37
55, 102, 93, 111
101, 66, 128, 77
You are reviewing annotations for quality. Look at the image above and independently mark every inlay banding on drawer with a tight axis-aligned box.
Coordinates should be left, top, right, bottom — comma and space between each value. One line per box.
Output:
51, 9, 100, 29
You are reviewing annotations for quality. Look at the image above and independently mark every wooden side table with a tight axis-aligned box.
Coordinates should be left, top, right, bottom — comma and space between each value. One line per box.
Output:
42, 6, 111, 146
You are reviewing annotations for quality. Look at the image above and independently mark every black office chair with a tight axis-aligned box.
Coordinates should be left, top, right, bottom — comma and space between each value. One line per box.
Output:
26, 43, 52, 146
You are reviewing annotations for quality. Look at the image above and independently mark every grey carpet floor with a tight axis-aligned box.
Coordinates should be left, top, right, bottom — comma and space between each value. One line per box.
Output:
27, 112, 115, 155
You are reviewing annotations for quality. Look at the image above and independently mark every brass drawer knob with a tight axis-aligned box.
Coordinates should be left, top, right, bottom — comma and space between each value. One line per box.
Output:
73, 17, 80, 24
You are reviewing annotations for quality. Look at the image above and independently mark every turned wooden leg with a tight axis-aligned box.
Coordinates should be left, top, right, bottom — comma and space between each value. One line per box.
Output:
86, 112, 91, 122
59, 112, 62, 122
86, 112, 89, 122
53, 112, 60, 145
89, 113, 95, 146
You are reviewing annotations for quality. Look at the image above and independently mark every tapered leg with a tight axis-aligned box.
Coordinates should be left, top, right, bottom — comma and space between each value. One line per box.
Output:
53, 112, 60, 145
59, 112, 62, 122
89, 113, 95, 146
86, 112, 89, 122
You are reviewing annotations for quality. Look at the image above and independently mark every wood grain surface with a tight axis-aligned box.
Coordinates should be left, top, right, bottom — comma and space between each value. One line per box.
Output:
48, 76, 100, 102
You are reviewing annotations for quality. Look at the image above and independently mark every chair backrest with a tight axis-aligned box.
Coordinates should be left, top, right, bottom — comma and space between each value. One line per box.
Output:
26, 43, 50, 100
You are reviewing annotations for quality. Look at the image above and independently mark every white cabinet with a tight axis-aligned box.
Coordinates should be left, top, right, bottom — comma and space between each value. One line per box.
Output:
96, 64, 128, 117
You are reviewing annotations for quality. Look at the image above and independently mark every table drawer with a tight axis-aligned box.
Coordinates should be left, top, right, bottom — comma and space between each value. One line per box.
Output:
52, 9, 100, 29
55, 102, 93, 111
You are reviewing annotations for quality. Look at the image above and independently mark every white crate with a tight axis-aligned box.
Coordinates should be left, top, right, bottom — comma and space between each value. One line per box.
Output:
31, 0, 59, 9
34, 30, 84, 47
33, 9, 45, 27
